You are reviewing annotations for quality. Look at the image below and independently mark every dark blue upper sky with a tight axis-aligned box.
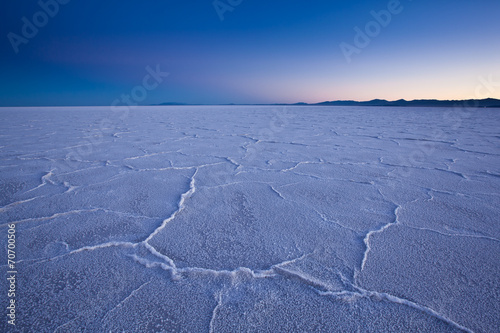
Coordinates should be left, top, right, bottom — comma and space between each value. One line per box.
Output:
1, 0, 499, 106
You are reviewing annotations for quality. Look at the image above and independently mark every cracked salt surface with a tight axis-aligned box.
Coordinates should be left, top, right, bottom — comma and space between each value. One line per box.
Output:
0, 106, 499, 332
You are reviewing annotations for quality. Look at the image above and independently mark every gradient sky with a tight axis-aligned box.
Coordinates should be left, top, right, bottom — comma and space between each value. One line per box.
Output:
1, 0, 499, 106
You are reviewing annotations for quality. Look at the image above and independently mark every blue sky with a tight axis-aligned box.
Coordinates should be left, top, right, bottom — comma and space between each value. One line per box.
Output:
1, 0, 499, 106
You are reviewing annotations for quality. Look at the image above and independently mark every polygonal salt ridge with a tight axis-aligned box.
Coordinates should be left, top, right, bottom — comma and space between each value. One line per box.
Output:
318, 283, 474, 333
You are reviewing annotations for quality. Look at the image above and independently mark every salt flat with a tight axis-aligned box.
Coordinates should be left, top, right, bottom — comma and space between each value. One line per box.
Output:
0, 106, 499, 332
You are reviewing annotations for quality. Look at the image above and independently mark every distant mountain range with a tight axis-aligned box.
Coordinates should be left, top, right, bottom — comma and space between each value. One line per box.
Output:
313, 98, 500, 108
159, 98, 500, 108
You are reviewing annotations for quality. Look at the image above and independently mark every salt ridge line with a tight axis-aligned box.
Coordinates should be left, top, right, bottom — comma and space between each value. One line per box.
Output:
158, 252, 476, 333
379, 160, 470, 179
140, 168, 199, 266
24, 169, 56, 194
0, 196, 43, 213
124, 162, 224, 173
15, 240, 138, 266
123, 151, 179, 161
359, 204, 399, 273
272, 266, 340, 292
209, 291, 224, 333
128, 251, 314, 281
63, 181, 79, 193
12, 165, 209, 268
0, 208, 101, 227
131, 249, 474, 333
141, 242, 176, 268
8, 160, 489, 279
355, 187, 428, 281
269, 184, 285, 200
129, 253, 276, 280
310, 206, 358, 233
198, 178, 360, 233
143, 167, 198, 244
282, 270, 475, 333
52, 318, 78, 332
282, 168, 377, 186
102, 280, 153, 324
69, 241, 136, 255
2, 208, 159, 228
404, 225, 500, 243
319, 286, 474, 333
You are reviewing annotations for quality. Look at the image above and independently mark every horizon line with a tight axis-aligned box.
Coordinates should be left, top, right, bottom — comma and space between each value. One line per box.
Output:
1, 97, 500, 108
